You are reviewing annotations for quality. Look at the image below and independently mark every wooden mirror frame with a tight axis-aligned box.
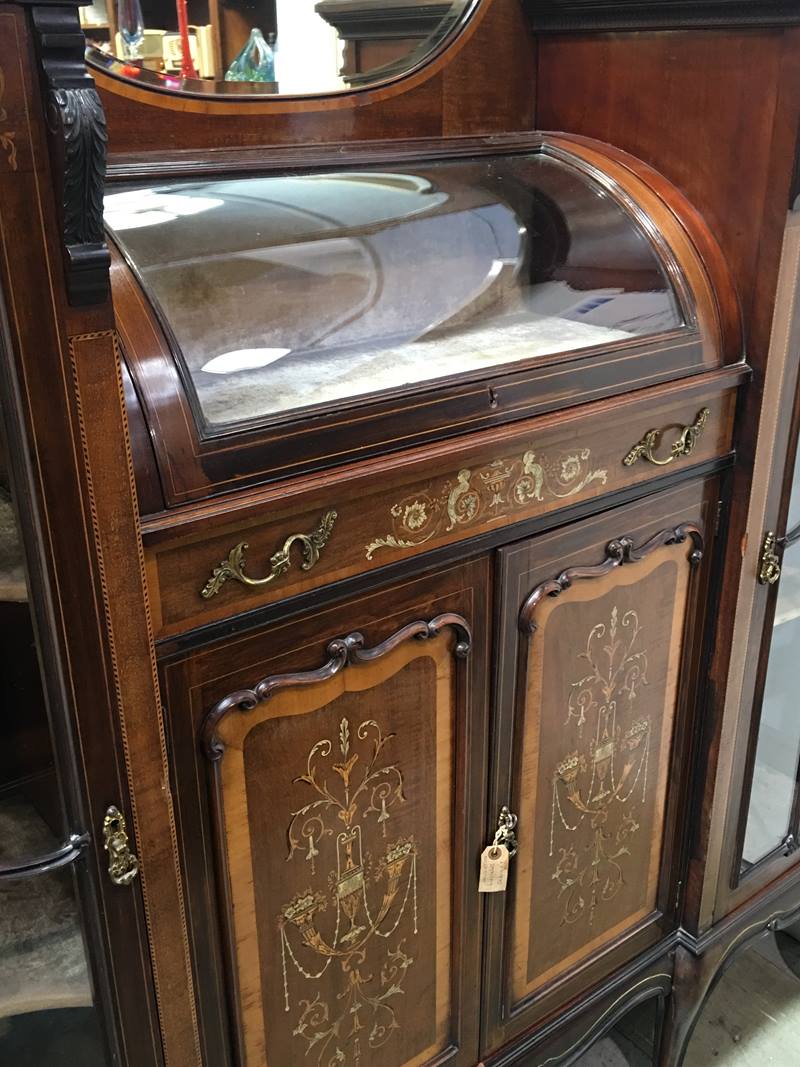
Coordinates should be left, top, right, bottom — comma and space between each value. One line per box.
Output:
86, 0, 481, 102
91, 0, 536, 158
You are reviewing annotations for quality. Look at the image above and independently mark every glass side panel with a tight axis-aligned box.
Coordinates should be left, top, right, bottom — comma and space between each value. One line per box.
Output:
0, 482, 110, 1065
785, 439, 800, 535
105, 152, 684, 435
742, 542, 800, 867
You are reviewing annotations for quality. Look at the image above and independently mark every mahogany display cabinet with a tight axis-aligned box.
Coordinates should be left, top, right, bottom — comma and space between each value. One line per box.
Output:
2, 1, 800, 1066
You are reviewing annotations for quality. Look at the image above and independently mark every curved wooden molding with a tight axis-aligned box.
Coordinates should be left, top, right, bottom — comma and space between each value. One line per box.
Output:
520, 522, 704, 633
665, 886, 800, 1066
525, 975, 670, 1067
202, 611, 471, 759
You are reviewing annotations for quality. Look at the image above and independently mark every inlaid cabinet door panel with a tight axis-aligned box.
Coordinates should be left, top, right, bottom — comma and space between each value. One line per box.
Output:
482, 480, 720, 1053
161, 560, 489, 1067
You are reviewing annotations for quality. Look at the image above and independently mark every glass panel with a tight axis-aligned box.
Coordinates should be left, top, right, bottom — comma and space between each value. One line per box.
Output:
105, 151, 684, 435
0, 866, 106, 1065
684, 933, 800, 1066
0, 479, 111, 1065
785, 438, 800, 535
742, 543, 800, 866
84, 0, 473, 97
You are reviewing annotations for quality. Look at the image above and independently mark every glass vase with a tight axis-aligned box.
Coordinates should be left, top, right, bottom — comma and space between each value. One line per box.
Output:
225, 28, 275, 83
116, 0, 144, 60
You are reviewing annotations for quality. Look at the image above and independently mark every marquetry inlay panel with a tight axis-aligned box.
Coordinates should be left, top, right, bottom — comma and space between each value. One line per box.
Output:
366, 447, 607, 560
0, 17, 32, 178
205, 620, 468, 1067
510, 537, 696, 1004
0, 67, 18, 171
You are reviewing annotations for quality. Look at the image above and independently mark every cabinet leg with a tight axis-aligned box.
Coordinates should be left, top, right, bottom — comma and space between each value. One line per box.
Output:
656, 944, 725, 1067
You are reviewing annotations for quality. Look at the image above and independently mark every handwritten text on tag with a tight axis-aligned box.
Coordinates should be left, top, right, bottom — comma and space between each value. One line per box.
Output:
478, 844, 509, 892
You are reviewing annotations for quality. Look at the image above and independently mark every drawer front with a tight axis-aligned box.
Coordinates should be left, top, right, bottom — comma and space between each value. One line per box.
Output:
143, 371, 740, 639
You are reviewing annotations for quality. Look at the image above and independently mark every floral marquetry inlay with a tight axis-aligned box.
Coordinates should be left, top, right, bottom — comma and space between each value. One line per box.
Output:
365, 448, 608, 560
0, 68, 18, 171
550, 605, 651, 927
279, 714, 418, 1065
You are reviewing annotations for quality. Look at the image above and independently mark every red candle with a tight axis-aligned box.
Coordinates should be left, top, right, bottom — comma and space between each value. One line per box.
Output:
176, 0, 199, 79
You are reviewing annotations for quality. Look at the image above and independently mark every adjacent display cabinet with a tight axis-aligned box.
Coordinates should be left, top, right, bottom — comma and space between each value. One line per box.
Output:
3, 1, 800, 1066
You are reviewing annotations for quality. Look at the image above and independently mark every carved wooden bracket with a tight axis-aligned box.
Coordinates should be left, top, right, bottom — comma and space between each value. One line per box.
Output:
31, 5, 110, 306
201, 612, 471, 760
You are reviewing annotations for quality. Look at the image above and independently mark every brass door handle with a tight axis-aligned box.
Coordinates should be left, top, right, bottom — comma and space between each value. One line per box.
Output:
201, 510, 337, 599
623, 408, 710, 468
758, 531, 782, 585
103, 806, 139, 887
479, 806, 518, 892
490, 805, 518, 857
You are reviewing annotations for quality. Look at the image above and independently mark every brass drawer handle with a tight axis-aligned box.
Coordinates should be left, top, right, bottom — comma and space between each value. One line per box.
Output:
623, 407, 710, 468
103, 806, 139, 887
201, 510, 337, 599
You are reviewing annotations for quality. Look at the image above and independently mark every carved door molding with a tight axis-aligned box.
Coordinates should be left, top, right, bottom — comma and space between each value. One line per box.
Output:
201, 613, 471, 759
483, 482, 716, 1053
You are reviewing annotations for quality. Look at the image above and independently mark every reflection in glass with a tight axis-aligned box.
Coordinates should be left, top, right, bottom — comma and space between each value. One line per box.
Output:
0, 482, 109, 1065
225, 28, 275, 83
115, 0, 144, 59
105, 153, 683, 434
742, 546, 800, 866
85, 0, 472, 95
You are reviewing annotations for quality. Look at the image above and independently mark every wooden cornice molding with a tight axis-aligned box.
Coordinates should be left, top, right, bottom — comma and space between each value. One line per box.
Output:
525, 0, 800, 31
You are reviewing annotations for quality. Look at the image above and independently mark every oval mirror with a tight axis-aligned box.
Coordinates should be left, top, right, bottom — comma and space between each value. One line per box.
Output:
83, 0, 476, 97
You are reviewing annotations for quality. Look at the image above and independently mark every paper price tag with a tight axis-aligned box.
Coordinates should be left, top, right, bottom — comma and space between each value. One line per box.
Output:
478, 844, 509, 892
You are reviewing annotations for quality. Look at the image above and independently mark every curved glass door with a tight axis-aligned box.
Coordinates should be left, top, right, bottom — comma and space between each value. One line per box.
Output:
0, 478, 111, 1064
106, 151, 684, 436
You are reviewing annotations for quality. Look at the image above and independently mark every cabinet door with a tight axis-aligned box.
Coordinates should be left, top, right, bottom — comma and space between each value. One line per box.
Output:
162, 559, 489, 1067
482, 479, 718, 1052
727, 416, 800, 897
706, 209, 800, 922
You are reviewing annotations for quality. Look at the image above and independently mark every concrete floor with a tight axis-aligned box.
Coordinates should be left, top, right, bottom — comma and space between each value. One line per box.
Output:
572, 933, 800, 1067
